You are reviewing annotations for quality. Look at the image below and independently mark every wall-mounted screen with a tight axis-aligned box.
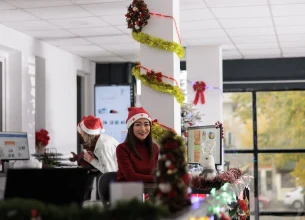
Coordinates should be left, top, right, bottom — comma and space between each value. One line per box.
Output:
95, 85, 133, 143
0, 132, 30, 160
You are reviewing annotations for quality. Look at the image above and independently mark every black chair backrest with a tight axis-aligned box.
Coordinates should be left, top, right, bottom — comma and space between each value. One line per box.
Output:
97, 172, 117, 207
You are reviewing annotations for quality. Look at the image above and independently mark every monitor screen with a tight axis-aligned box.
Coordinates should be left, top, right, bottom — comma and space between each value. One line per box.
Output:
95, 85, 133, 143
0, 132, 30, 160
187, 125, 222, 165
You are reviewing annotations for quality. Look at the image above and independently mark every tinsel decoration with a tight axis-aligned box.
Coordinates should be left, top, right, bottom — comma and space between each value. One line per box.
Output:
132, 65, 185, 104
181, 103, 202, 133
228, 198, 250, 220
193, 81, 206, 105
191, 168, 242, 191
152, 119, 185, 146
132, 31, 185, 58
154, 130, 191, 213
126, 0, 150, 32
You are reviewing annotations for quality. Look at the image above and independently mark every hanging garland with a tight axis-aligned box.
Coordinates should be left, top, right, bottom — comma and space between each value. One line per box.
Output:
132, 31, 185, 59
191, 168, 242, 191
132, 64, 185, 104
152, 119, 185, 146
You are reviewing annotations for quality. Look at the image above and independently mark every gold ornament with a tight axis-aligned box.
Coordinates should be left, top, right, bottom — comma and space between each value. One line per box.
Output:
132, 65, 185, 105
132, 31, 185, 58
152, 122, 185, 147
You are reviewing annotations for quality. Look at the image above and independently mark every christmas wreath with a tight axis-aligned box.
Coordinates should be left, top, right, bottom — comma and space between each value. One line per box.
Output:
191, 168, 243, 191
126, 0, 150, 32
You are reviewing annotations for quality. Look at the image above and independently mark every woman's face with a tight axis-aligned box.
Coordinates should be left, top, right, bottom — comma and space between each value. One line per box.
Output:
80, 129, 89, 143
133, 118, 151, 141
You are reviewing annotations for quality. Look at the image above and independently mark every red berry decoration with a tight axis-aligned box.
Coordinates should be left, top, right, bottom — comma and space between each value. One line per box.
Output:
126, 0, 150, 32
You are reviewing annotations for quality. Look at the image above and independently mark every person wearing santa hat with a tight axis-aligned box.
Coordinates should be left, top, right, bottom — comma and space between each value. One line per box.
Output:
72, 115, 119, 199
116, 107, 159, 183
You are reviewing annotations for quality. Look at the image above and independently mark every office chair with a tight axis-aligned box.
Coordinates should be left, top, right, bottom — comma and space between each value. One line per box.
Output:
97, 172, 117, 208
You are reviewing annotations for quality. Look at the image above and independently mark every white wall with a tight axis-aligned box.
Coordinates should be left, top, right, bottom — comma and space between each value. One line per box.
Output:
0, 24, 95, 155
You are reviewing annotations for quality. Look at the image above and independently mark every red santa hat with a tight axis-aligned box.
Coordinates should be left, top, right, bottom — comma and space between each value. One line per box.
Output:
78, 115, 105, 135
126, 107, 152, 129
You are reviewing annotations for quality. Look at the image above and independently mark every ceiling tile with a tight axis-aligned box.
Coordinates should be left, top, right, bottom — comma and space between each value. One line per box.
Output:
44, 37, 91, 46
182, 29, 227, 39
25, 6, 91, 19
222, 44, 236, 50
8, 0, 73, 8
220, 17, 273, 28
212, 6, 270, 18
231, 35, 277, 43
240, 49, 280, 55
277, 26, 305, 34
100, 14, 126, 25
25, 30, 76, 39
283, 53, 305, 58
270, 0, 305, 4
280, 41, 305, 47
282, 47, 305, 53
272, 4, 305, 16
102, 43, 140, 51
186, 37, 231, 46
68, 26, 122, 37
274, 16, 305, 26
180, 20, 220, 31
89, 56, 127, 62
61, 44, 104, 52
223, 54, 243, 60
81, 1, 130, 16
48, 17, 109, 29
0, 2, 16, 9
206, 0, 267, 7
180, 9, 214, 21
72, 0, 124, 3
243, 54, 281, 59
115, 25, 131, 34
236, 42, 279, 50
73, 50, 115, 57
86, 35, 134, 45
180, 0, 206, 9
279, 33, 305, 41
0, 9, 38, 22
2, 20, 59, 31
123, 55, 140, 62
226, 27, 275, 37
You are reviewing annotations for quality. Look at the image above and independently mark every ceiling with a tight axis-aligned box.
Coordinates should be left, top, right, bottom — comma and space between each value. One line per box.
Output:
1, 0, 305, 62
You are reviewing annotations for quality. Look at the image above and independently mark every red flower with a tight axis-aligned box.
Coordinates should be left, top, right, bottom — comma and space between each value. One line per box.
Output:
36, 129, 50, 147
238, 199, 248, 211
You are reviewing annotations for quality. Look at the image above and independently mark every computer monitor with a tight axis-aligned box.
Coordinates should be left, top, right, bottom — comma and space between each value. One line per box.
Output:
0, 132, 30, 160
187, 125, 222, 165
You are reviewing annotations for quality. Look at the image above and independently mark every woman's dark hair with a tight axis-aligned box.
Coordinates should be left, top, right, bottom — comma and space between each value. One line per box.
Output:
124, 122, 154, 161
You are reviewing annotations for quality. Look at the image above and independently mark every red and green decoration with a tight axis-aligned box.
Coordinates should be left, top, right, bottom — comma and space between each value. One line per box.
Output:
191, 168, 242, 191
126, 0, 150, 32
154, 130, 191, 213
193, 81, 206, 105
228, 198, 250, 220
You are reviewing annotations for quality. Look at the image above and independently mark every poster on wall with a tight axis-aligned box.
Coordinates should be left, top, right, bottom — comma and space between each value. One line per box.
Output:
187, 125, 222, 165
95, 85, 133, 143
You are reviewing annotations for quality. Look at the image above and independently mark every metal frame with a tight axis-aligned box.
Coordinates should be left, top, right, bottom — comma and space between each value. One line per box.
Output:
224, 83, 305, 220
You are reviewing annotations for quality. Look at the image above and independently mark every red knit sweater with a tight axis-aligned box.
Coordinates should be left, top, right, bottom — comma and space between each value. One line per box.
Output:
116, 141, 159, 183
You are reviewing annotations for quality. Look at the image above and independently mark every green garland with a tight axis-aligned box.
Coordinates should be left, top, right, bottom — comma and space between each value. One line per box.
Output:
132, 65, 185, 105
0, 198, 169, 220
132, 31, 185, 58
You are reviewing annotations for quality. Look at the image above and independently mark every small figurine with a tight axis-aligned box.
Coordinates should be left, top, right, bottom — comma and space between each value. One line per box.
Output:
198, 142, 217, 179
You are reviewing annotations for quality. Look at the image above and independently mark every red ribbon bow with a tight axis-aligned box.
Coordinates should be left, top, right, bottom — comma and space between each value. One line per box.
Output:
193, 81, 206, 105
146, 70, 162, 83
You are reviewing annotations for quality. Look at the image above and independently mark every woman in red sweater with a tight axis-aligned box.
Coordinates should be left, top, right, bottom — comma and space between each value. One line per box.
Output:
116, 107, 158, 183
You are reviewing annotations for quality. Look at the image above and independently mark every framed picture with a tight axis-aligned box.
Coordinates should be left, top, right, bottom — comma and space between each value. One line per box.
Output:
187, 125, 223, 165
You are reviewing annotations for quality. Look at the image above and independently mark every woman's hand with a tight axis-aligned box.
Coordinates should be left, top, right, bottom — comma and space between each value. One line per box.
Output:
83, 151, 94, 163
